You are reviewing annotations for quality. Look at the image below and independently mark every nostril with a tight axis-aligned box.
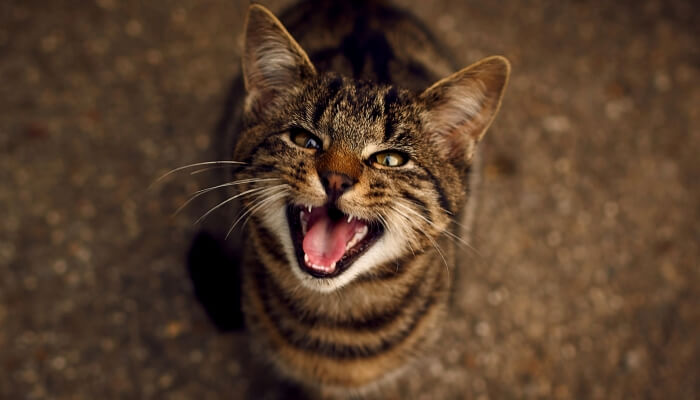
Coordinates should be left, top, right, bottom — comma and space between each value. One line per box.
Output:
320, 171, 356, 196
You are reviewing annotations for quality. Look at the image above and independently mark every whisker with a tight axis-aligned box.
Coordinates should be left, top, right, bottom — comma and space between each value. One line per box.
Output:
381, 209, 415, 256
221, 187, 288, 234
150, 160, 246, 188
239, 187, 290, 231
226, 189, 289, 239
189, 166, 238, 176
173, 178, 281, 216
401, 198, 474, 243
378, 212, 414, 255
194, 184, 286, 226
394, 202, 480, 257
225, 185, 290, 236
427, 232, 450, 281
390, 205, 448, 278
376, 214, 390, 233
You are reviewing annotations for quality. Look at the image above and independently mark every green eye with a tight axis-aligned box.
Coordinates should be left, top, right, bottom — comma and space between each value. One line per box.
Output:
372, 151, 408, 167
290, 129, 322, 150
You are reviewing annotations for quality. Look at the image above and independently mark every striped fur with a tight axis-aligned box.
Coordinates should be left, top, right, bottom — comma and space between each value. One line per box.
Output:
224, 1, 510, 396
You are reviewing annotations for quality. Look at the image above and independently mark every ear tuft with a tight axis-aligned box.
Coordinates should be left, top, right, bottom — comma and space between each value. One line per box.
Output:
243, 4, 316, 115
420, 56, 510, 163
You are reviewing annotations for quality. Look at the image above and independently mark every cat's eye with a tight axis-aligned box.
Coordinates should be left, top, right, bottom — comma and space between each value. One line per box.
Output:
290, 129, 322, 150
371, 151, 408, 167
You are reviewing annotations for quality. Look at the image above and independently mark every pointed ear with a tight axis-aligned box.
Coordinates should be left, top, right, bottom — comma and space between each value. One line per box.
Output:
420, 56, 510, 164
242, 4, 316, 115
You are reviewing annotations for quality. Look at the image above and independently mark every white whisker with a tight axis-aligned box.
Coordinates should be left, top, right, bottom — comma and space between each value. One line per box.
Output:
381, 210, 415, 257
394, 202, 480, 257
409, 200, 476, 239
150, 160, 246, 188
194, 184, 286, 225
189, 166, 237, 176
239, 187, 290, 231
226, 189, 289, 239
390, 205, 450, 281
173, 178, 281, 216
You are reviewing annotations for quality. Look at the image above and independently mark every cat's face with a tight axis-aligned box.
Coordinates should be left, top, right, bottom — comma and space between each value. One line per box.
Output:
233, 6, 509, 292
236, 75, 461, 291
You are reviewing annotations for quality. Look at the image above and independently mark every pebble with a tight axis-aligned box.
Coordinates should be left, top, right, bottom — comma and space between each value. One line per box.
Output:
125, 19, 143, 37
52, 260, 68, 275
50, 356, 67, 370
605, 98, 633, 120
542, 115, 571, 133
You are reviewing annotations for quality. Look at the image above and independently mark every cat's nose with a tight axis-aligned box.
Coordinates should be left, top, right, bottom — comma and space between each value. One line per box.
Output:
320, 171, 356, 201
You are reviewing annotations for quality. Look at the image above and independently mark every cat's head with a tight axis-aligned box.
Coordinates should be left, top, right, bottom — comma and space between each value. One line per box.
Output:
234, 5, 509, 292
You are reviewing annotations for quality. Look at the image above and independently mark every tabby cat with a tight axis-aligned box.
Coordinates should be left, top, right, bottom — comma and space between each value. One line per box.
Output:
222, 0, 509, 396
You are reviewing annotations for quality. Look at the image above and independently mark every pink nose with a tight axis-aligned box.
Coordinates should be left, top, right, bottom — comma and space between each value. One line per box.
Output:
320, 171, 356, 200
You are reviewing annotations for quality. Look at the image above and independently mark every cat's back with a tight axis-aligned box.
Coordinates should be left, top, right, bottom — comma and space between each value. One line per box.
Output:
277, 0, 456, 91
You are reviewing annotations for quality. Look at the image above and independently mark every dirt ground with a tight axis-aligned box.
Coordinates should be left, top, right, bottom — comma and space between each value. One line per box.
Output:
1, 0, 698, 399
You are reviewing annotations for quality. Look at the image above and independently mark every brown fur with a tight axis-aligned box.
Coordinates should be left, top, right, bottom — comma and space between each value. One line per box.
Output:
223, 1, 510, 397
317, 151, 363, 182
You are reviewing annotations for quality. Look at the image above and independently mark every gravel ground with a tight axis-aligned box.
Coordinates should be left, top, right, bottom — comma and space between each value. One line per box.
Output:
1, 0, 698, 399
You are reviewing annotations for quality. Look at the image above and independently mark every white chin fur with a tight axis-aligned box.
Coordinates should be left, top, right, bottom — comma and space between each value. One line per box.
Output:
261, 205, 407, 293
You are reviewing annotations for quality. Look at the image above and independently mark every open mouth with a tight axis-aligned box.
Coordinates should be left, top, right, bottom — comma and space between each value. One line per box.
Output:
286, 204, 383, 278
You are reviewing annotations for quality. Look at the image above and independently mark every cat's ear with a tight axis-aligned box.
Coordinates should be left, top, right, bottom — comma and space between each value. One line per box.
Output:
420, 56, 510, 163
242, 4, 316, 114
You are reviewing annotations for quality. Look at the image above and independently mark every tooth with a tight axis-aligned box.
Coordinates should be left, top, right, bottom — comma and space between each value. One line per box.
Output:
308, 205, 312, 213
347, 215, 353, 223
330, 262, 336, 270
345, 226, 369, 250
304, 254, 309, 264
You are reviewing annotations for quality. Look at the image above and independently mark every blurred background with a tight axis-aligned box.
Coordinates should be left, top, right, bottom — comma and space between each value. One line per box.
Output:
1, 0, 698, 398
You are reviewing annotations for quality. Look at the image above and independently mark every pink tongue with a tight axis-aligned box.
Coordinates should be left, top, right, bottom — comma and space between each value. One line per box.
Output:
302, 214, 359, 267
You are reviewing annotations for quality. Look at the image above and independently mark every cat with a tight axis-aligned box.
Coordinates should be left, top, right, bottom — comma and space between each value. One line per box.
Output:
216, 0, 510, 396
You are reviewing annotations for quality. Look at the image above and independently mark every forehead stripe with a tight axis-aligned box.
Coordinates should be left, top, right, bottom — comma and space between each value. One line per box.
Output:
383, 87, 399, 141
312, 76, 344, 126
